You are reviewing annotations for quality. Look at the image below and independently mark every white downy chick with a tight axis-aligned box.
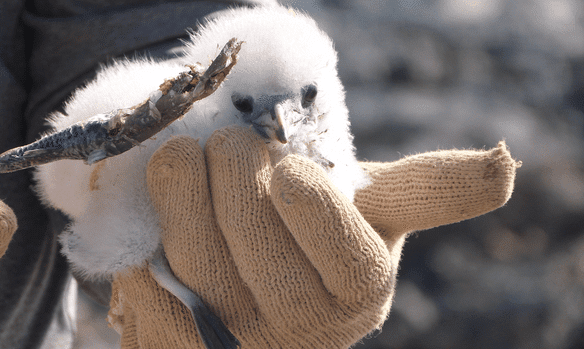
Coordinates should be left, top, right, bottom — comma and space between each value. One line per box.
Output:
35, 5, 369, 280
28, 6, 372, 348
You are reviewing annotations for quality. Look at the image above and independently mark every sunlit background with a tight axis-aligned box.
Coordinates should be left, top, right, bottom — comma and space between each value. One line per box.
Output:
74, 0, 584, 348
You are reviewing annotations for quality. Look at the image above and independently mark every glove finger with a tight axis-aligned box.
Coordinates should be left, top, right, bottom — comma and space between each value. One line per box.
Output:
111, 266, 201, 348
206, 127, 339, 332
0, 199, 17, 258
355, 141, 519, 239
270, 155, 396, 323
146, 136, 256, 336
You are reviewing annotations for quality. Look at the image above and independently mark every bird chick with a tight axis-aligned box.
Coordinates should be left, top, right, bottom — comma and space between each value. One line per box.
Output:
33, 5, 369, 348
35, 5, 368, 279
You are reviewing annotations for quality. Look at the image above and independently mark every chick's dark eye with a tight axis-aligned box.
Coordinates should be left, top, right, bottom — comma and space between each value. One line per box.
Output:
232, 94, 254, 113
302, 84, 318, 108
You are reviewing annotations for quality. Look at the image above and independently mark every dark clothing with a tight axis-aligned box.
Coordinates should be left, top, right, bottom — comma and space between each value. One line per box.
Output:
0, 1, 268, 347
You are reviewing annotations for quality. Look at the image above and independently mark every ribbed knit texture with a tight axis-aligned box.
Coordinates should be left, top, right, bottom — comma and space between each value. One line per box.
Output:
355, 141, 519, 239
0, 127, 518, 347
0, 129, 518, 347
0, 200, 18, 258
102, 127, 518, 348
206, 128, 395, 347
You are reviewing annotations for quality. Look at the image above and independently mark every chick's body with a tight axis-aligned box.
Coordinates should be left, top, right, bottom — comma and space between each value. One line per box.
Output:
35, 6, 369, 278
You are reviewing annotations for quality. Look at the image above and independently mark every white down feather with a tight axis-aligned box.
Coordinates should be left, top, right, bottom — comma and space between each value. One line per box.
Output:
34, 5, 370, 279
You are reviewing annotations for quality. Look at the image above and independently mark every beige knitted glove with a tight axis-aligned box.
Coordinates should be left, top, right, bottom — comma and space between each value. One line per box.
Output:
109, 128, 518, 348
109, 128, 394, 348
355, 141, 519, 244
0, 199, 18, 258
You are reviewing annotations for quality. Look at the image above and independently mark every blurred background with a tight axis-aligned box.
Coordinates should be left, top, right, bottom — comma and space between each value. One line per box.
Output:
76, 0, 584, 348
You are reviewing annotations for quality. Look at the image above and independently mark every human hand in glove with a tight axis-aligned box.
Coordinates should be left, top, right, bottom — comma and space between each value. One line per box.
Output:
0, 126, 518, 348
109, 127, 397, 348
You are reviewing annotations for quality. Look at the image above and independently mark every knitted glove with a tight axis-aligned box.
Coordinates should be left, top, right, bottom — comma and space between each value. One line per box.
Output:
0, 200, 18, 258
108, 127, 518, 348
355, 141, 519, 244
109, 128, 395, 348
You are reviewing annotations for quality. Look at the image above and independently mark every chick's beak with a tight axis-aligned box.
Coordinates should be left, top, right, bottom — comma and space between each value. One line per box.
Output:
251, 102, 289, 144
272, 104, 288, 144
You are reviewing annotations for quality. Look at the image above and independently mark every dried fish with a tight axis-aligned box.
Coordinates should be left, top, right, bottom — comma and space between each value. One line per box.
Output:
0, 38, 243, 174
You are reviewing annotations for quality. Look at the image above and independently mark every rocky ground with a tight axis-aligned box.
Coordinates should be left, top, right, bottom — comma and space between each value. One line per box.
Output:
75, 0, 584, 348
